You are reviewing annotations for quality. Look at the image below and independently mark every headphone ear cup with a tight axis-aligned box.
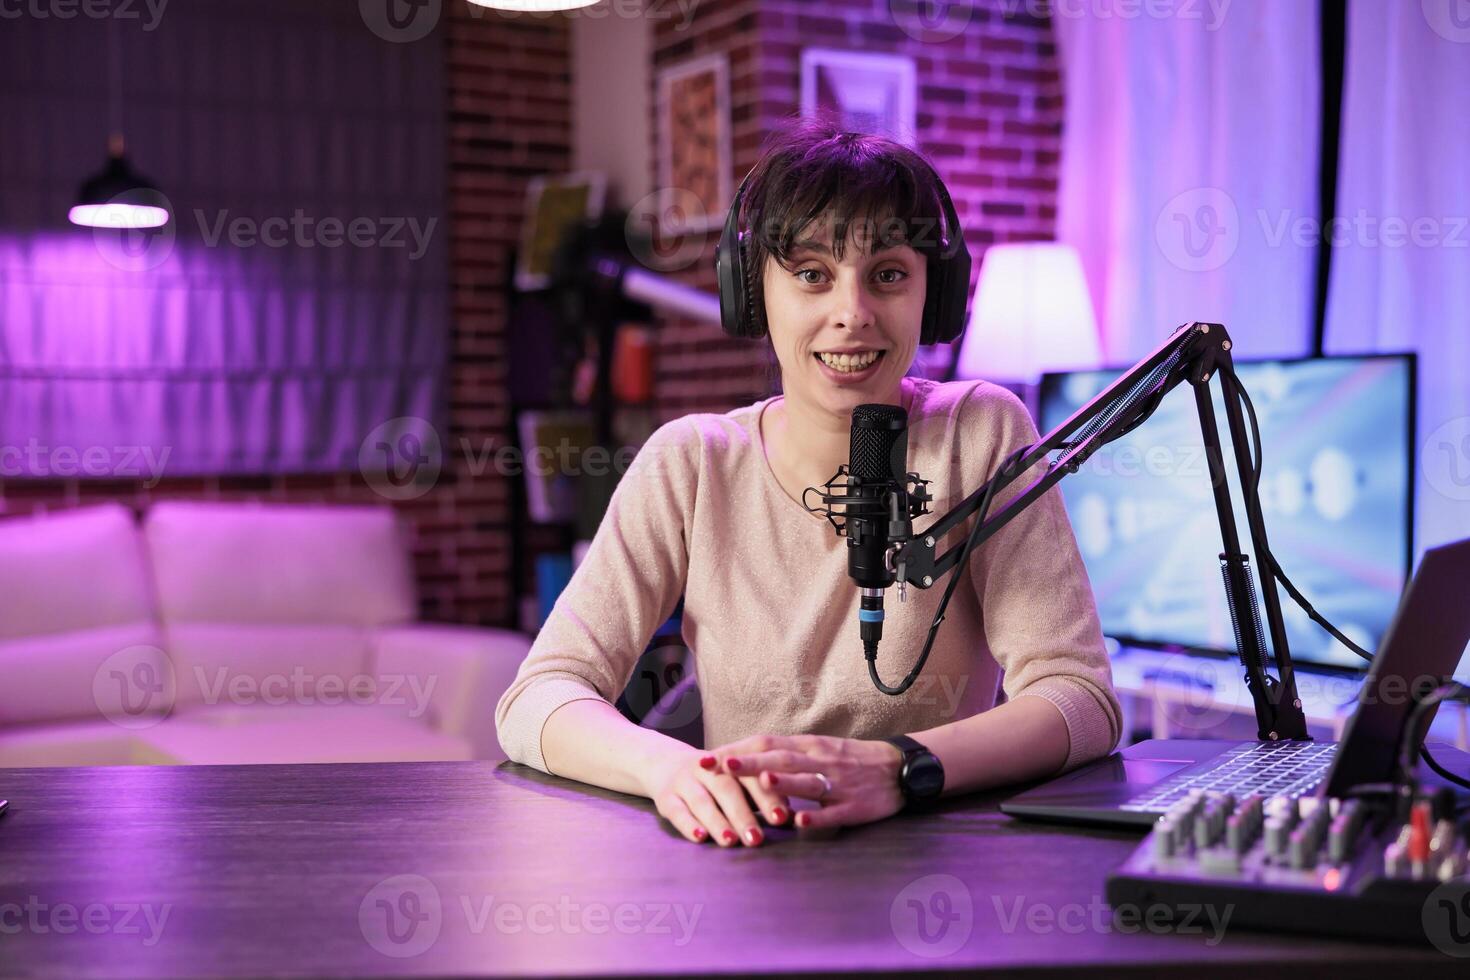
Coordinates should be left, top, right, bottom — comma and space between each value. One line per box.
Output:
741, 238, 765, 338
920, 255, 944, 346
716, 227, 744, 338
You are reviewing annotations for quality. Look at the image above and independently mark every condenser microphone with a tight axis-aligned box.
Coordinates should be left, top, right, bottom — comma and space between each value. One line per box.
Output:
847, 404, 909, 653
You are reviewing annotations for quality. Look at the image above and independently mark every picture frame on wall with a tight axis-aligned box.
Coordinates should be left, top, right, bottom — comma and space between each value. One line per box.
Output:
656, 53, 732, 235
800, 48, 917, 146
515, 171, 607, 292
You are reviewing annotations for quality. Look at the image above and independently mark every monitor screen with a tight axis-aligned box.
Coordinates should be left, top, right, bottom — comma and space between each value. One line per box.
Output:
1037, 353, 1415, 672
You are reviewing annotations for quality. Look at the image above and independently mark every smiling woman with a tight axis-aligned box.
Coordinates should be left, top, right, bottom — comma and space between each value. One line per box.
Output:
495, 116, 1122, 850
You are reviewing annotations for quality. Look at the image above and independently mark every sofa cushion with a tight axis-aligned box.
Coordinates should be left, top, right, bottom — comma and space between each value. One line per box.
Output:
164, 623, 372, 708
0, 623, 171, 727
141, 703, 473, 764
0, 503, 156, 640
144, 501, 417, 627
0, 704, 472, 767
0, 718, 159, 768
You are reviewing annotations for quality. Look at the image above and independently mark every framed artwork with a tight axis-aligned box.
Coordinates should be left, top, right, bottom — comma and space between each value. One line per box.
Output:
800, 48, 917, 146
656, 53, 732, 235
516, 171, 607, 292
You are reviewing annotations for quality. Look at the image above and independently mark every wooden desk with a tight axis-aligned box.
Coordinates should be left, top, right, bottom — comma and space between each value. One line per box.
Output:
0, 753, 1462, 978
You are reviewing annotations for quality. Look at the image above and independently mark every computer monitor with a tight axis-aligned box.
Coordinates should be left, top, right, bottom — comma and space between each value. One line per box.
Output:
1037, 353, 1415, 673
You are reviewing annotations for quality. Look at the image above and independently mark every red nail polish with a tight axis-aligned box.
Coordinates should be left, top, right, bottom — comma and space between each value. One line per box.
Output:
727, 758, 742, 771
722, 829, 737, 844
772, 807, 786, 823
699, 756, 716, 770
768, 773, 779, 787
797, 812, 811, 828
745, 828, 763, 846
693, 827, 706, 841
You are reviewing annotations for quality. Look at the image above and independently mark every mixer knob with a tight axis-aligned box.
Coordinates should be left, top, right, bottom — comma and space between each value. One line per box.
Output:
1265, 818, 1289, 860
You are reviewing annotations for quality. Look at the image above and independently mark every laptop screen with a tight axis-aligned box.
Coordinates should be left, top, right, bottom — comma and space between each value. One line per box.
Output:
1322, 538, 1470, 796
1038, 354, 1415, 673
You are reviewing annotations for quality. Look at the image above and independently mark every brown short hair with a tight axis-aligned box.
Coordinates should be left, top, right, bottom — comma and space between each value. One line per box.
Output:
735, 112, 959, 341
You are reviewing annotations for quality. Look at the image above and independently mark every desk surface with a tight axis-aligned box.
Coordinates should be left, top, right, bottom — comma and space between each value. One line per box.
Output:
0, 747, 1463, 979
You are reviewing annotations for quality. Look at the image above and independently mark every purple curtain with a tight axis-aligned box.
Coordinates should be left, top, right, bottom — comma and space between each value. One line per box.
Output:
1324, 0, 1470, 564
0, 0, 447, 478
1053, 0, 1321, 362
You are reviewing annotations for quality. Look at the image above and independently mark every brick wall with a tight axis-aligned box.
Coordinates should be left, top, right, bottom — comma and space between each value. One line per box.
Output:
0, 7, 573, 631
650, 0, 1062, 419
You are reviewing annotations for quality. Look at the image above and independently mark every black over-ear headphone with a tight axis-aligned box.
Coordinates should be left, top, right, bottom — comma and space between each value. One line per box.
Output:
714, 153, 972, 346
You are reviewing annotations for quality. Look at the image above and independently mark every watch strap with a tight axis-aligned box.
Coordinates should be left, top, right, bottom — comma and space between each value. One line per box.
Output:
884, 734, 927, 756
882, 735, 942, 807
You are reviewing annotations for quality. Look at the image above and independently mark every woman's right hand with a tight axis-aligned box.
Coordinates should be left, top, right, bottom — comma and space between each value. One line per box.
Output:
643, 749, 791, 847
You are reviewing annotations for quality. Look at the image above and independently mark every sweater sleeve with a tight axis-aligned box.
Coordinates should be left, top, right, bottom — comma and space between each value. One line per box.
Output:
959, 382, 1123, 772
494, 417, 696, 774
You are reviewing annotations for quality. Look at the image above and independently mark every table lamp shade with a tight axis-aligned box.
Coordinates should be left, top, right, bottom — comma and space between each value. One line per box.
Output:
956, 242, 1101, 382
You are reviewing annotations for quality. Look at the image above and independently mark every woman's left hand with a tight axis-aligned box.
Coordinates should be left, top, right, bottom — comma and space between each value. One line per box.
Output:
706, 734, 906, 830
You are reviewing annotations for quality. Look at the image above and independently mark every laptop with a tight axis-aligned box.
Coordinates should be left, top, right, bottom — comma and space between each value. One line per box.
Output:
1000, 537, 1470, 828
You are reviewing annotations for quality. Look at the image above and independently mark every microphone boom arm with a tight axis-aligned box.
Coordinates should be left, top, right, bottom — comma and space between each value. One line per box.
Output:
891, 321, 1309, 742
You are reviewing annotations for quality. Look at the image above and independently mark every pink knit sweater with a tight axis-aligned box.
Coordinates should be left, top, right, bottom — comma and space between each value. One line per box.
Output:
495, 377, 1122, 777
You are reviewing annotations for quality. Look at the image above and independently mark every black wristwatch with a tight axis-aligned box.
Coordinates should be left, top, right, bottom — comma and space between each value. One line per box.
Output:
881, 735, 945, 808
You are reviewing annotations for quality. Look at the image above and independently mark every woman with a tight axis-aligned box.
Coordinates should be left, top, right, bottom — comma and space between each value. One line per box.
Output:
495, 118, 1121, 848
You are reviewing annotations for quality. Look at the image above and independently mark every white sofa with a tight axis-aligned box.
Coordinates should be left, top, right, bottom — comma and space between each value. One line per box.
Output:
0, 502, 530, 767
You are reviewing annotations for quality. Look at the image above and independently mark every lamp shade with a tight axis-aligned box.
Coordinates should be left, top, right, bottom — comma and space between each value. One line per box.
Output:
69, 147, 169, 230
955, 242, 1101, 382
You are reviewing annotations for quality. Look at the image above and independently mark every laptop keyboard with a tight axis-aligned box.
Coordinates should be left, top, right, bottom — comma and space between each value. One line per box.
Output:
1120, 740, 1338, 813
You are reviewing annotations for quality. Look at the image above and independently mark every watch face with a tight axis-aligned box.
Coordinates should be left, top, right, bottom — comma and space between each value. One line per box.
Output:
906, 754, 944, 799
